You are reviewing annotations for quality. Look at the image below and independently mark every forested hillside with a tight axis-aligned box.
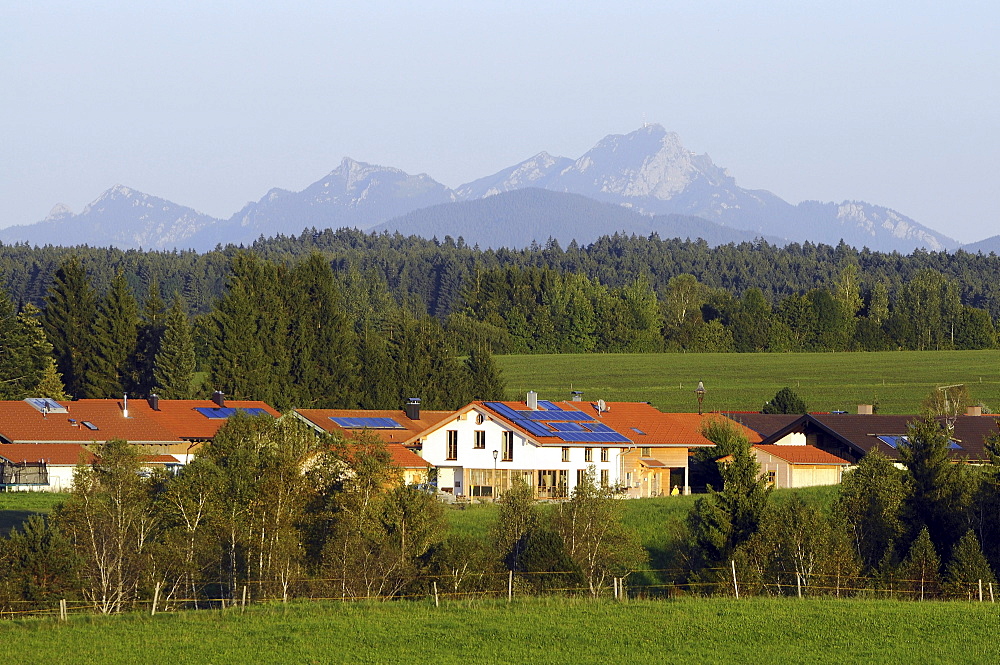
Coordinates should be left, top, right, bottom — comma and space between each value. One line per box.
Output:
2, 231, 999, 407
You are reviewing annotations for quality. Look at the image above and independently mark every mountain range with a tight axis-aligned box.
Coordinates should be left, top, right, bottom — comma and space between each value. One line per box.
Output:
0, 125, 969, 253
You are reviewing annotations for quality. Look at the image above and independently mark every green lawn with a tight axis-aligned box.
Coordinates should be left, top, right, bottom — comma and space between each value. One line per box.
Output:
0, 491, 68, 536
496, 349, 1000, 414
1, 597, 997, 664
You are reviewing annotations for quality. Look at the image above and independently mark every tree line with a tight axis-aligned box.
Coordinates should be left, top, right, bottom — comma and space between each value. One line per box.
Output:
0, 416, 643, 613
678, 417, 1000, 599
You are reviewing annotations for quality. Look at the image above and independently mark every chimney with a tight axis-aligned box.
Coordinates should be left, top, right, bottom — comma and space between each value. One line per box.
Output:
527, 391, 538, 410
148, 394, 160, 411
404, 397, 421, 421
571, 391, 583, 402
857, 404, 873, 415
212, 391, 226, 408
967, 406, 982, 417
123, 393, 129, 418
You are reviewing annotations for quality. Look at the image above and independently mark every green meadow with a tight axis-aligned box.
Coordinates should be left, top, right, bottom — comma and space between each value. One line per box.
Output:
1, 597, 997, 664
496, 349, 1000, 414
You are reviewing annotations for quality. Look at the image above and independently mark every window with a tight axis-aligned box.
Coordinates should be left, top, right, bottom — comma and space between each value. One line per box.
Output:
446, 430, 458, 460
601, 447, 609, 462
584, 447, 593, 462
765, 470, 776, 485
600, 469, 609, 487
502, 431, 514, 462
476, 412, 485, 425
561, 447, 570, 462
640, 447, 652, 458
576, 469, 587, 487
474, 430, 486, 449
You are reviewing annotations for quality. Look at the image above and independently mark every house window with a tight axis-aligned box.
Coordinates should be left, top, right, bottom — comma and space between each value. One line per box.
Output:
600, 469, 609, 487
502, 431, 514, 462
474, 430, 486, 449
561, 447, 570, 462
765, 470, 776, 485
640, 447, 652, 458
584, 447, 593, 462
476, 412, 485, 425
577, 469, 587, 487
601, 448, 609, 462
446, 430, 458, 460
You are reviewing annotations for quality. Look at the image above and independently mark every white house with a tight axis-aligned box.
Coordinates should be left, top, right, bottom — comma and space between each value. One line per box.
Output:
408, 392, 717, 499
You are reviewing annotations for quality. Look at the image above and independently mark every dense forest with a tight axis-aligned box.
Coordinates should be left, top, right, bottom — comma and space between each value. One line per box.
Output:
1, 230, 999, 408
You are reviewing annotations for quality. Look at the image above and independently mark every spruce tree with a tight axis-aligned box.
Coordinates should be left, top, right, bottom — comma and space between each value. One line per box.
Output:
85, 271, 139, 398
34, 358, 69, 401
943, 530, 995, 599
43, 256, 98, 398
762, 386, 807, 414
153, 295, 197, 399
465, 346, 506, 401
0, 296, 50, 398
899, 526, 941, 600
131, 276, 166, 394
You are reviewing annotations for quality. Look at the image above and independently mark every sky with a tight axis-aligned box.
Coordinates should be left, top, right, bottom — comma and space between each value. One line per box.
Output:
2, 0, 998, 243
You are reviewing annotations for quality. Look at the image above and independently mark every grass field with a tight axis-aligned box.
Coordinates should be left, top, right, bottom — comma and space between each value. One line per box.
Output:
0, 491, 68, 536
496, 349, 1000, 414
1, 597, 997, 664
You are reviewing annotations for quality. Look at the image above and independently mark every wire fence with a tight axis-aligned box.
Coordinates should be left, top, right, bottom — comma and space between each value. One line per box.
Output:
1, 564, 995, 621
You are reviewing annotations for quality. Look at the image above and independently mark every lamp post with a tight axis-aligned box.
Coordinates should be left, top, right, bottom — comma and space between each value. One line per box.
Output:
492, 449, 499, 498
694, 381, 706, 415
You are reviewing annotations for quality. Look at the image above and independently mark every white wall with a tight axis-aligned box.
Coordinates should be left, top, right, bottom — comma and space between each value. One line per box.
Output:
418, 407, 621, 495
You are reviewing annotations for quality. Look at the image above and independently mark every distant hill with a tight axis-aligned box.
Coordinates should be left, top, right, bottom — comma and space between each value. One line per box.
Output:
372, 188, 782, 249
961, 235, 1000, 255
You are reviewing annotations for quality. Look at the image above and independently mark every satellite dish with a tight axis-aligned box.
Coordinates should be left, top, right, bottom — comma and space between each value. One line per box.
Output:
598, 399, 606, 413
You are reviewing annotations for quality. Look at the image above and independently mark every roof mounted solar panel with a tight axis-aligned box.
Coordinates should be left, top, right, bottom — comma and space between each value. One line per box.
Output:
582, 423, 615, 433
520, 420, 553, 437
25, 397, 69, 414
550, 422, 585, 432
330, 417, 405, 429
195, 407, 269, 419
554, 431, 631, 444
537, 400, 562, 411
514, 410, 593, 422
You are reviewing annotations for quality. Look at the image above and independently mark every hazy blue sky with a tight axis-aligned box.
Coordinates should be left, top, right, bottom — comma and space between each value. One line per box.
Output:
3, 1, 998, 243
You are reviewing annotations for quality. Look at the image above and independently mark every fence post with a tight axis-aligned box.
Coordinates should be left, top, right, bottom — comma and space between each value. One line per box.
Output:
796, 574, 802, 599
613, 577, 618, 600
979, 579, 983, 602
990, 582, 995, 603
242, 585, 248, 612
731, 560, 739, 599
59, 598, 67, 622
434, 581, 439, 608
151, 581, 161, 616
508, 570, 513, 603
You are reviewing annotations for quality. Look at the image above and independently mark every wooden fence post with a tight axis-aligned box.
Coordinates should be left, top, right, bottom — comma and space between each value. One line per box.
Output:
433, 581, 439, 608
979, 579, 983, 602
731, 560, 739, 599
59, 598, 67, 622
241, 585, 248, 612
151, 581, 161, 616
508, 570, 513, 603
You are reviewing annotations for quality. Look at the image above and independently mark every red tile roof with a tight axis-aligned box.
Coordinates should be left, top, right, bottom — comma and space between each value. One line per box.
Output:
142, 399, 280, 440
295, 409, 452, 444
0, 443, 95, 465
754, 444, 851, 465
0, 400, 184, 445
475, 400, 740, 448
386, 444, 430, 468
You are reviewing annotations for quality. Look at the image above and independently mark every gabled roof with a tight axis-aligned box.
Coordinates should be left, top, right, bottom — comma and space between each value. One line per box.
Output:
0, 399, 185, 445
386, 444, 431, 469
294, 409, 452, 445
754, 444, 851, 466
721, 413, 801, 439
143, 399, 280, 440
754, 413, 997, 462
461, 400, 724, 448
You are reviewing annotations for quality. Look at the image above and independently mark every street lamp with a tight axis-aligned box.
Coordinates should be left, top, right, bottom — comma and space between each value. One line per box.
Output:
492, 449, 499, 498
694, 381, 706, 415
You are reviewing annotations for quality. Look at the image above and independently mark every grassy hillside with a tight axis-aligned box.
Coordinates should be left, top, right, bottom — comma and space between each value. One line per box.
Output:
2, 597, 997, 664
0, 492, 68, 536
496, 350, 1000, 414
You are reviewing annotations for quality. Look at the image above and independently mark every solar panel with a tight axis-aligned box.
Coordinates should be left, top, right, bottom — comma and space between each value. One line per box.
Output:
24, 397, 69, 414
554, 432, 631, 444
537, 400, 562, 411
195, 407, 269, 419
330, 417, 405, 429
484, 402, 523, 422
514, 410, 594, 422
521, 420, 554, 437
550, 422, 585, 432
582, 423, 615, 433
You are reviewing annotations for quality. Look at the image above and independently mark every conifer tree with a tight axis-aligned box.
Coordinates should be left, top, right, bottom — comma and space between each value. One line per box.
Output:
943, 530, 995, 598
43, 256, 98, 398
899, 526, 941, 600
34, 358, 69, 401
85, 271, 139, 398
465, 346, 506, 401
153, 295, 196, 399
0, 296, 50, 398
131, 276, 166, 395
